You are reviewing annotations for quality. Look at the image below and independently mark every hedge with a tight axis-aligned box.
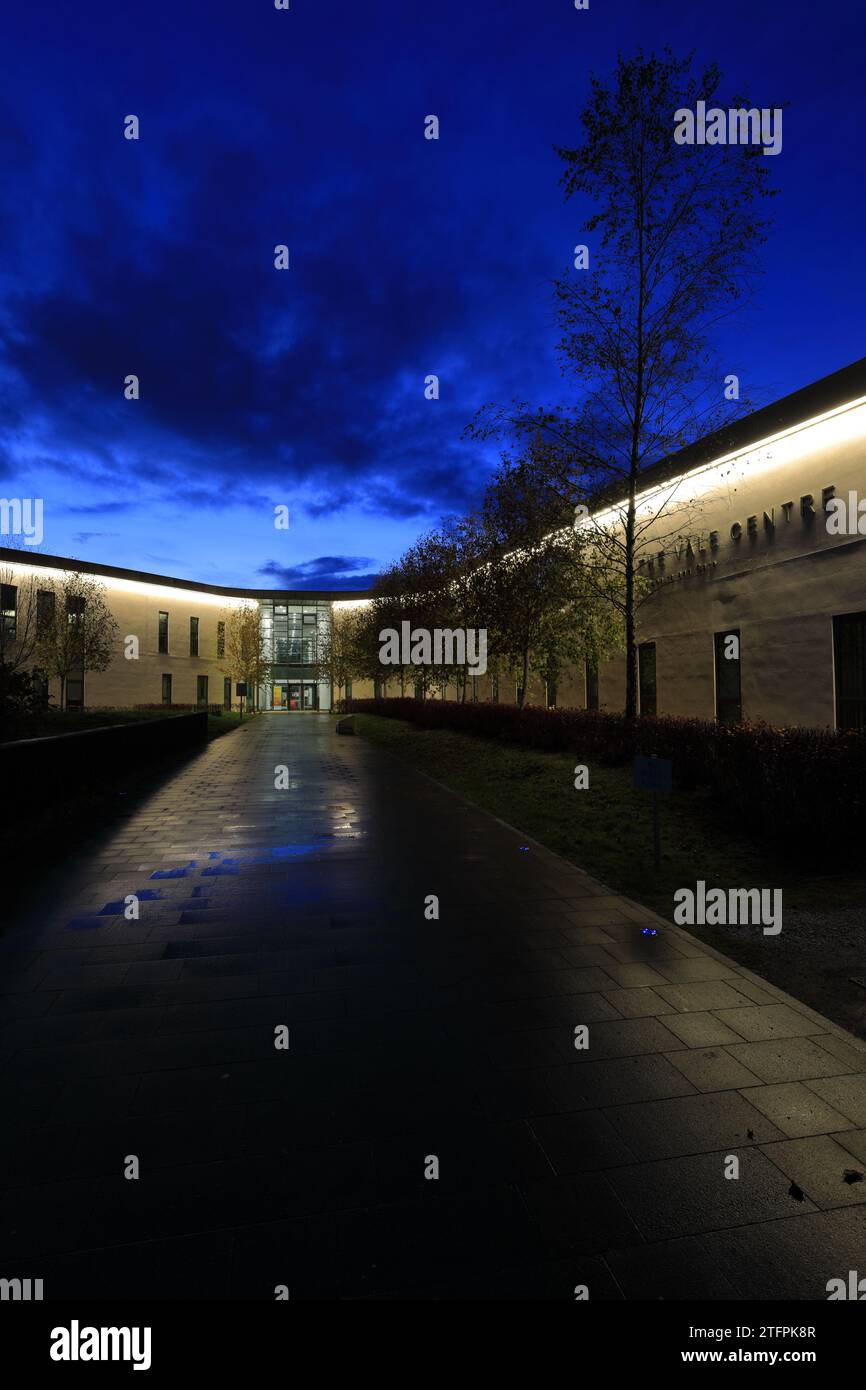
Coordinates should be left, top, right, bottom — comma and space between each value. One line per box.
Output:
345, 697, 866, 852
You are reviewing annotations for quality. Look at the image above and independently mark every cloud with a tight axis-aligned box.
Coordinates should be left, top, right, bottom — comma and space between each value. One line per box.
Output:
0, 82, 556, 542
63, 501, 139, 516
258, 555, 378, 590
72, 530, 120, 544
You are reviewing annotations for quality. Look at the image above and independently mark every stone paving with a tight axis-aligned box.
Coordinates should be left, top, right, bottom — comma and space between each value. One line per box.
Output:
2, 713, 866, 1299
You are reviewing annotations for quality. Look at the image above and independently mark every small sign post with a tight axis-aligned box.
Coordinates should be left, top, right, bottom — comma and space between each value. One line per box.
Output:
633, 753, 672, 871
236, 681, 247, 723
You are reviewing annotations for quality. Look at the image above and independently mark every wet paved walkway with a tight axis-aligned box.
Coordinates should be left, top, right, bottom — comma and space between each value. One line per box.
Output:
3, 714, 866, 1300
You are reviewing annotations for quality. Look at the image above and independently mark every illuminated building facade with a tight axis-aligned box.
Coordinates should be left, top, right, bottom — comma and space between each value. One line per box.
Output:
3, 358, 866, 728
0, 555, 365, 713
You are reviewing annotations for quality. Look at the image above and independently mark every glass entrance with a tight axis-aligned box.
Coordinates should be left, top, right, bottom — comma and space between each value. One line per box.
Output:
271, 680, 319, 710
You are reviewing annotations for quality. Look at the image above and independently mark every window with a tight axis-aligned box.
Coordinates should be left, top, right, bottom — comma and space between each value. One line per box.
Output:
66, 677, 84, 711
302, 612, 317, 625
345, 679, 353, 700
834, 611, 866, 731
546, 680, 557, 709
223, 676, 231, 710
158, 611, 169, 655
196, 675, 208, 707
217, 621, 225, 659
31, 667, 49, 707
1, 583, 17, 639
67, 595, 86, 621
491, 676, 499, 703
714, 630, 742, 725
190, 616, 199, 656
585, 660, 599, 711
37, 589, 55, 634
162, 673, 173, 705
638, 642, 657, 716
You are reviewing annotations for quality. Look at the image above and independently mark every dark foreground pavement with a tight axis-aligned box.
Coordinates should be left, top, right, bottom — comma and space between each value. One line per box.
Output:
2, 714, 866, 1300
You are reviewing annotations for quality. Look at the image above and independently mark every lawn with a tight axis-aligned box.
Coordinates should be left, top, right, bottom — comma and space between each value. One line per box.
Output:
352, 712, 866, 1038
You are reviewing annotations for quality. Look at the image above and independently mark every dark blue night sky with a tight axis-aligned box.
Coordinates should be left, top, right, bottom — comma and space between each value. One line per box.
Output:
1, 0, 863, 589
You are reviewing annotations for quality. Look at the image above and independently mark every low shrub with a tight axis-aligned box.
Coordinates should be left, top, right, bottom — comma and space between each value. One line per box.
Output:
346, 697, 866, 853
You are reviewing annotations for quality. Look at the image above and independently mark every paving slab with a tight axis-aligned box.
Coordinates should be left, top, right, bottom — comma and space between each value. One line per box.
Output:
2, 712, 866, 1299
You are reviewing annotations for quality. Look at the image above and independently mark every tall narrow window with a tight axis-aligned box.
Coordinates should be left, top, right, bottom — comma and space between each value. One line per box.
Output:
0, 583, 17, 639
223, 676, 231, 710
714, 629, 742, 725
66, 677, 84, 710
196, 674, 208, 707
31, 667, 49, 706
217, 620, 225, 658
546, 680, 557, 709
158, 611, 169, 655
37, 589, 55, 634
162, 673, 172, 705
585, 660, 599, 711
834, 611, 866, 731
190, 616, 199, 656
638, 642, 657, 716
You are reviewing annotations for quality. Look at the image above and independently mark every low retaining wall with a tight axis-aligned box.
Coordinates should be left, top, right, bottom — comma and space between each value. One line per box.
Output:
0, 711, 208, 811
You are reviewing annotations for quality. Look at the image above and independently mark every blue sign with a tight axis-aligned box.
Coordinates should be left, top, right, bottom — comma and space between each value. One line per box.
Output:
633, 754, 672, 794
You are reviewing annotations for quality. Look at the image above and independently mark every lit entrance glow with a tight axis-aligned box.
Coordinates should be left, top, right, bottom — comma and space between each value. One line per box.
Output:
271, 680, 319, 711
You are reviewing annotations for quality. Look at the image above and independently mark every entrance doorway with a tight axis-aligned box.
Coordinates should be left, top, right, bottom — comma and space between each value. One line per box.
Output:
272, 680, 319, 711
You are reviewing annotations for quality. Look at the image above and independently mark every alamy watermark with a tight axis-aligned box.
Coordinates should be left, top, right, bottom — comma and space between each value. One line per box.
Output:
674, 880, 782, 935
0, 497, 43, 545
827, 1271, 866, 1299
50, 1321, 151, 1371
826, 491, 866, 536
379, 622, 487, 676
1, 1276, 43, 1300
674, 101, 782, 156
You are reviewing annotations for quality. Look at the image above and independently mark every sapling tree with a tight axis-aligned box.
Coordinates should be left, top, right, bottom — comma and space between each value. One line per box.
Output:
470, 50, 776, 716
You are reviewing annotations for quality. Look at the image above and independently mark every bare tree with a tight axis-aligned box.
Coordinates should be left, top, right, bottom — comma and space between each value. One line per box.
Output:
481, 448, 617, 708
470, 50, 776, 716
0, 562, 41, 676
317, 605, 366, 706
35, 570, 119, 710
221, 605, 268, 714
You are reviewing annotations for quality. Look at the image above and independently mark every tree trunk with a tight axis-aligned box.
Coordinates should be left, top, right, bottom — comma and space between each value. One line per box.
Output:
519, 646, 529, 709
624, 485, 637, 719
625, 137, 646, 721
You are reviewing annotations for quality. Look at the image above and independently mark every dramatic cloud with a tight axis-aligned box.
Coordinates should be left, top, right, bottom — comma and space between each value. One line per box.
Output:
258, 556, 378, 591
0, 0, 863, 584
